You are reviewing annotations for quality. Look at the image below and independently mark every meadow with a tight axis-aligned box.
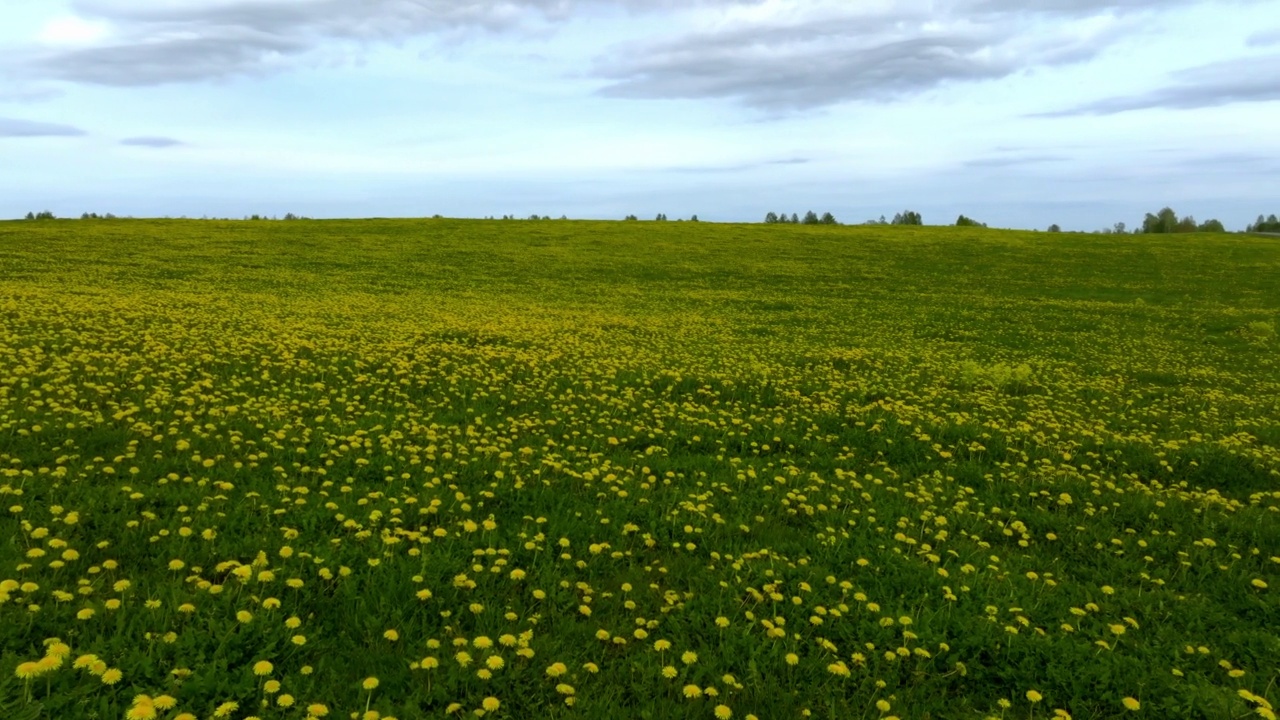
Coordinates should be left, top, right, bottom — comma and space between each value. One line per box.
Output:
1, 219, 1277, 720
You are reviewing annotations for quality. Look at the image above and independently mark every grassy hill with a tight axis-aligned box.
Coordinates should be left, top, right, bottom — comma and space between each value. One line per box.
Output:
1, 219, 1277, 719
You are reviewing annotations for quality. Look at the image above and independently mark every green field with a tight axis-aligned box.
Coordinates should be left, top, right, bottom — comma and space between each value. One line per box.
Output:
1, 219, 1278, 720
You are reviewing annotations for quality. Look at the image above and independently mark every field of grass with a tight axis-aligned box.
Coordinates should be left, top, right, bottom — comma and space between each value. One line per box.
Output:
1, 219, 1278, 720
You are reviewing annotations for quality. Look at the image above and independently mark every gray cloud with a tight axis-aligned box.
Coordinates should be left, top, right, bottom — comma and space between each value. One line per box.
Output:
121, 136, 185, 147
1038, 53, 1280, 115
662, 157, 810, 173
963, 154, 1069, 168
592, 1, 1146, 110
1246, 27, 1280, 47
0, 117, 86, 137
28, 0, 755, 86
0, 85, 65, 103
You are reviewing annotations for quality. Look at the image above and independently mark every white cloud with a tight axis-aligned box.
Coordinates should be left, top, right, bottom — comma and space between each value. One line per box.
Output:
36, 15, 111, 46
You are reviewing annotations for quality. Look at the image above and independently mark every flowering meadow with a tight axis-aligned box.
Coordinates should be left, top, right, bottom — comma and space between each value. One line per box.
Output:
1, 219, 1277, 720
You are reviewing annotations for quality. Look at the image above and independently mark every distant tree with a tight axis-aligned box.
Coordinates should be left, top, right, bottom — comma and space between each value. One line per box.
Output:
625, 214, 638, 221
1047, 224, 1062, 233
1175, 215, 1198, 233
764, 211, 779, 224
34, 210, 56, 220
1142, 207, 1178, 234
891, 210, 922, 225
819, 212, 837, 225
956, 214, 986, 227
690, 215, 699, 222
559, 215, 568, 220
802, 210, 820, 225
1113, 222, 1126, 235
1247, 214, 1280, 233
24, 212, 35, 220
283, 212, 300, 221
790, 213, 799, 224
1197, 218, 1225, 233
655, 213, 667, 221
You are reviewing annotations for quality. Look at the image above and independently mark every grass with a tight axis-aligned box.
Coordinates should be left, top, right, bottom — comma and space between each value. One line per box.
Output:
1, 218, 1278, 720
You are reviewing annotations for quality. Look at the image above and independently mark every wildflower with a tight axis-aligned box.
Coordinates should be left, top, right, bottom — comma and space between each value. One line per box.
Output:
682, 651, 698, 665
363, 677, 379, 690
662, 665, 678, 678
1027, 691, 1043, 703
547, 662, 567, 677
683, 684, 702, 699
253, 660, 274, 676
1122, 697, 1141, 711
482, 697, 500, 712
715, 705, 733, 719
101, 668, 123, 685
278, 694, 295, 707
213, 701, 239, 717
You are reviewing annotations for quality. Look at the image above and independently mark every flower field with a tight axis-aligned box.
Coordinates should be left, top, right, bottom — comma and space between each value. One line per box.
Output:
1, 219, 1277, 720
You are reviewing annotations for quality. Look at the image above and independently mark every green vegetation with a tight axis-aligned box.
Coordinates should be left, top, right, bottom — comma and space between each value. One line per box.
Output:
1, 220, 1277, 720
1248, 214, 1280, 233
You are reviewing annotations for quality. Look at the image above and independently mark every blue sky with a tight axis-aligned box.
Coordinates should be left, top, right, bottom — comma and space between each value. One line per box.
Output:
1, 0, 1278, 229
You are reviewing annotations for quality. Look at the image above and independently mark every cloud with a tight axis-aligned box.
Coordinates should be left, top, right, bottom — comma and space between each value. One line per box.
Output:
26, 0, 754, 86
661, 156, 810, 173
962, 154, 1069, 168
0, 85, 65, 103
1038, 53, 1280, 115
592, 1, 1140, 110
1246, 27, 1280, 47
121, 136, 185, 147
0, 117, 86, 137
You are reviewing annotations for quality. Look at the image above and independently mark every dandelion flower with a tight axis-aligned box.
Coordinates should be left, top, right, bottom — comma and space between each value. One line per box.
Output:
1122, 697, 1141, 711
681, 651, 698, 665
546, 662, 567, 677
662, 666, 678, 679
213, 701, 239, 717
1027, 690, 1043, 703
683, 684, 702, 699
253, 660, 274, 676
153, 695, 177, 710
101, 668, 123, 685
277, 694, 295, 707
363, 677, 379, 690
715, 705, 733, 720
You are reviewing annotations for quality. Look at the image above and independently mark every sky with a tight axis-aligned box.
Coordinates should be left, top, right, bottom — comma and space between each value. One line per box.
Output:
1, 0, 1278, 229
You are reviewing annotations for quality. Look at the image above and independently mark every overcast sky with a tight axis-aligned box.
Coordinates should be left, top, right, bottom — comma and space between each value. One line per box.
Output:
1, 0, 1277, 229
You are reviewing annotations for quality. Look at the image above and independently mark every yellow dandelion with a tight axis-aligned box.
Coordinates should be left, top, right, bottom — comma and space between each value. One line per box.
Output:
682, 651, 698, 665
1122, 697, 1141, 711
683, 684, 702, 699
363, 677, 379, 690
253, 660, 274, 676
384, 629, 399, 641
715, 705, 733, 720
1027, 690, 1043, 703
101, 668, 123, 685
213, 701, 239, 717
547, 662, 567, 677
482, 697, 500, 712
